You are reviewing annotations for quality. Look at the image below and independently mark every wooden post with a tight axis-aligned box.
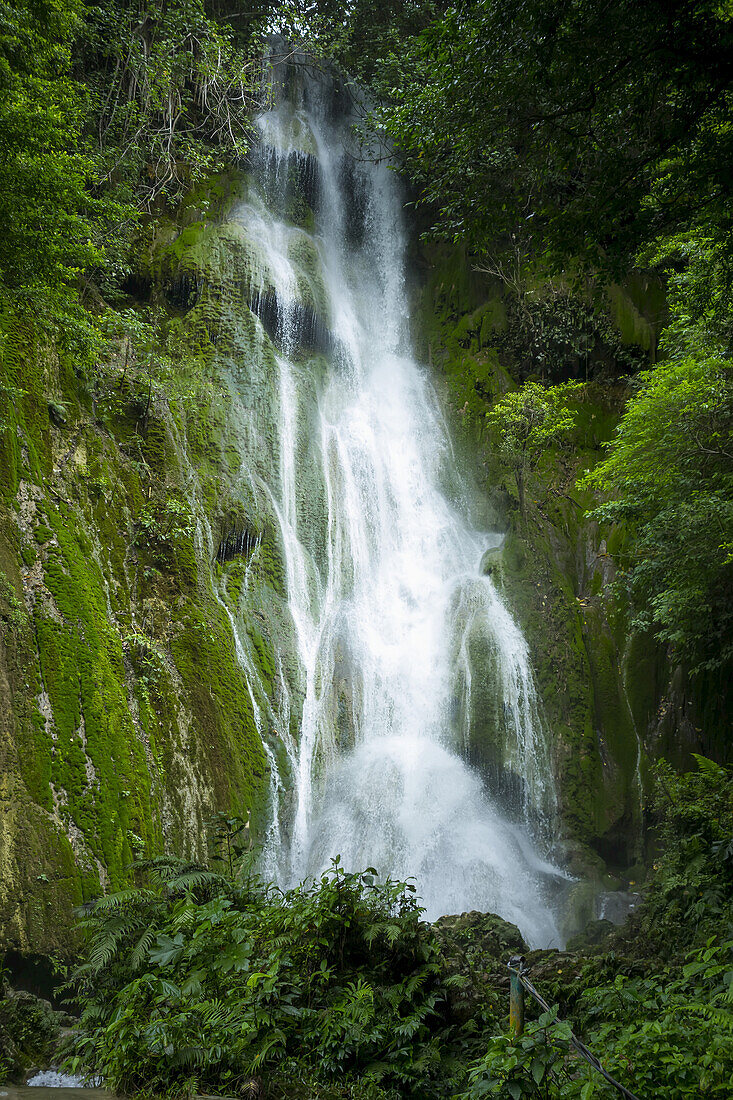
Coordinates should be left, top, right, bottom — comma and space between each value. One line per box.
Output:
509, 955, 525, 1039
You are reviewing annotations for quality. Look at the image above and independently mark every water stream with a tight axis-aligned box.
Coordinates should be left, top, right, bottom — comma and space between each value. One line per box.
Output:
214, 52, 566, 947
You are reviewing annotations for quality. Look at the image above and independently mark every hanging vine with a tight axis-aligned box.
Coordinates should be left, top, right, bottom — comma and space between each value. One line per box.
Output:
84, 0, 268, 206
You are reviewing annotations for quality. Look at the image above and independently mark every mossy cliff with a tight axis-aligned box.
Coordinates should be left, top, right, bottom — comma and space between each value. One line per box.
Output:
410, 243, 685, 878
0, 167, 331, 956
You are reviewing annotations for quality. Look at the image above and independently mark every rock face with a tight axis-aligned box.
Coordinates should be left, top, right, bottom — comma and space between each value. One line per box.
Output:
0, 168, 312, 953
0, 986, 60, 1083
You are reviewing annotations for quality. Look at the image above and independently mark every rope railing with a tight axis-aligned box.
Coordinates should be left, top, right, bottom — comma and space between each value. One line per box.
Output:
507, 956, 642, 1100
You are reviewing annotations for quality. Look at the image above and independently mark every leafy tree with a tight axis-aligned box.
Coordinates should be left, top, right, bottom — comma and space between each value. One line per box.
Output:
459, 1007, 578, 1099
207, 810, 252, 875
0, 0, 269, 311
496, 288, 645, 384
375, 0, 733, 277
0, 0, 102, 291
583, 355, 733, 674
486, 382, 581, 517
82, 0, 266, 210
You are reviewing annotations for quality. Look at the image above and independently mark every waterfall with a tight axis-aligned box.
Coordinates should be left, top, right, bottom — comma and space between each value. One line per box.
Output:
214, 50, 566, 947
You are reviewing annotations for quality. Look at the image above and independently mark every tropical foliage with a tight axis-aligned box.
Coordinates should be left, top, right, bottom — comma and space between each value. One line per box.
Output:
0, 0, 102, 291
66, 760, 733, 1099
69, 860, 455, 1098
585, 356, 733, 672
485, 382, 581, 517
373, 0, 733, 279
0, 0, 266, 320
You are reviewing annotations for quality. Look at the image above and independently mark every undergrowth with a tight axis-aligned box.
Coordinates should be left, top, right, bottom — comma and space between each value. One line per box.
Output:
66, 758, 733, 1098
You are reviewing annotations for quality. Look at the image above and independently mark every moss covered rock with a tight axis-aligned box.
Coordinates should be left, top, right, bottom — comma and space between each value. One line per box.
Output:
0, 168, 318, 955
0, 986, 59, 1084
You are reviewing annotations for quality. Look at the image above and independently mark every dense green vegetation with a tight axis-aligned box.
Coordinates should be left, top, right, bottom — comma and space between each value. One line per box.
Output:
64, 758, 733, 1098
0, 0, 266, 333
584, 355, 733, 674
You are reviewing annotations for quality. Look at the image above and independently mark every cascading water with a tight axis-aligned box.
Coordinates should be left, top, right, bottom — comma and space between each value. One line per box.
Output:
214, 51, 567, 947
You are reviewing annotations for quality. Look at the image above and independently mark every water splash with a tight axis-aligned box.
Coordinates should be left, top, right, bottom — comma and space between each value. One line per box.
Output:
26, 1073, 92, 1089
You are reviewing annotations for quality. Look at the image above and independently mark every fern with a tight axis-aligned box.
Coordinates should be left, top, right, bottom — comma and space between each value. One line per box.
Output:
129, 924, 158, 972
88, 923, 131, 973
687, 1003, 733, 1031
169, 1043, 208, 1068
85, 887, 156, 912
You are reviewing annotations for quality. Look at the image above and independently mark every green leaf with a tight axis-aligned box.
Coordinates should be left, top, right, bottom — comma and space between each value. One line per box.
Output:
531, 1058, 545, 1084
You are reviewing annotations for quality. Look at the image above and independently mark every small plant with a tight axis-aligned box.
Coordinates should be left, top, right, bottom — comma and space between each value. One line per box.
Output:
206, 811, 252, 876
132, 495, 196, 575
486, 381, 582, 517
459, 1007, 578, 1099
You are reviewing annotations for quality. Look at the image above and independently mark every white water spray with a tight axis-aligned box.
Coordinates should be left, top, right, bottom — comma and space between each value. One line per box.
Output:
218, 53, 566, 946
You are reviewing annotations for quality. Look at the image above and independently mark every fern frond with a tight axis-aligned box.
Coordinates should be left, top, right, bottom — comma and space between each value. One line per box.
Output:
130, 924, 158, 971
166, 869, 227, 894
170, 1044, 207, 1067
88, 888, 158, 912
684, 1002, 733, 1030
249, 1029, 286, 1071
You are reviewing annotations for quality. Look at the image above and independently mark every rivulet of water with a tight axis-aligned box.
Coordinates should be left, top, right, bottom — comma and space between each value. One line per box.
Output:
215, 48, 567, 947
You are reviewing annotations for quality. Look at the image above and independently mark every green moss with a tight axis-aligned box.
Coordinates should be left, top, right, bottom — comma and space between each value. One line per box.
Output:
257, 524, 287, 599
169, 601, 268, 815
32, 500, 155, 885
0, 254, 286, 953
288, 231, 329, 319
607, 274, 667, 356
245, 616, 276, 694
157, 219, 266, 306
0, 311, 50, 499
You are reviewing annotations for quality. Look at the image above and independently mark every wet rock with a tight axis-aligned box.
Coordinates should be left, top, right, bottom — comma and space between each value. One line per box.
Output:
566, 917, 615, 952
434, 911, 528, 1023
479, 542, 504, 576
436, 909, 528, 957
0, 986, 59, 1084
